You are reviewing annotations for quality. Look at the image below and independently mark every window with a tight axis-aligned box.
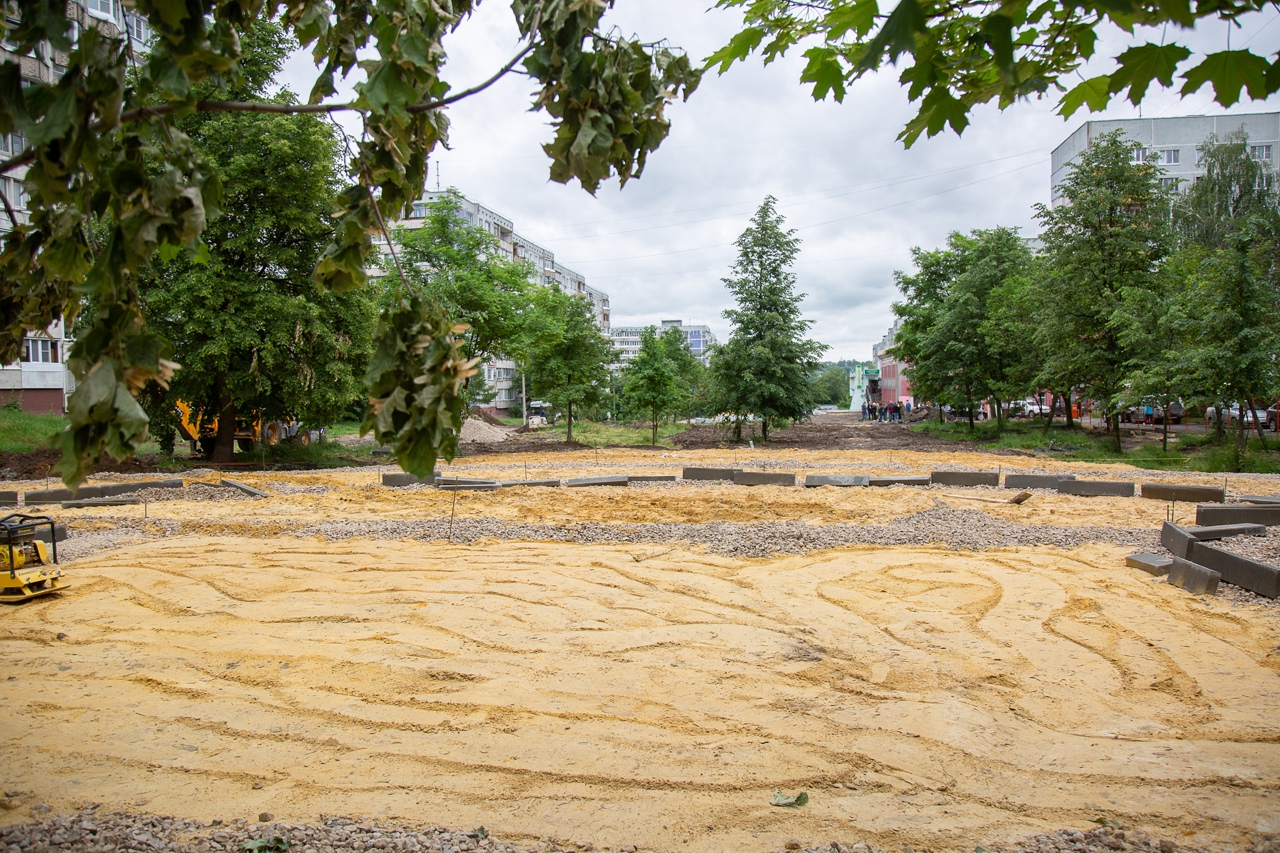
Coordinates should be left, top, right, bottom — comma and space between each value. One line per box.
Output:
22, 338, 56, 363
0, 132, 7, 154
1161, 177, 1180, 189
126, 14, 150, 42
1259, 174, 1275, 191
410, 202, 426, 218
8, 130, 25, 152
1159, 148, 1179, 165
86, 0, 113, 15
1131, 146, 1149, 162
1251, 145, 1273, 162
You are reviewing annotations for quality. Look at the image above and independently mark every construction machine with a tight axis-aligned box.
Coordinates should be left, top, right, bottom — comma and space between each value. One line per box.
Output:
174, 401, 323, 456
1, 514, 68, 603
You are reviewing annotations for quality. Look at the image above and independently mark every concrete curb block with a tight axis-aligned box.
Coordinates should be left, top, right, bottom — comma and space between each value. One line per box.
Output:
1004, 473, 1074, 490
868, 476, 931, 487
803, 475, 870, 488
220, 479, 270, 498
382, 472, 432, 487
566, 476, 629, 487
437, 484, 500, 492
1126, 552, 1173, 576
682, 467, 741, 481
23, 488, 79, 504
0, 491, 17, 505
628, 475, 679, 482
30, 523, 69, 544
1140, 483, 1226, 503
1167, 556, 1221, 595
1187, 541, 1279, 598
930, 471, 999, 487
497, 480, 562, 488
1057, 480, 1135, 497
1235, 494, 1280, 505
371, 447, 391, 456
1184, 523, 1267, 541
435, 477, 498, 487
1160, 521, 1195, 559
733, 471, 796, 487
1195, 503, 1280, 527
96, 479, 185, 497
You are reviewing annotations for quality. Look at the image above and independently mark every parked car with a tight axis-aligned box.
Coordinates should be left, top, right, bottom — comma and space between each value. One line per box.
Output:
943, 405, 989, 421
1121, 397, 1184, 425
1017, 399, 1049, 417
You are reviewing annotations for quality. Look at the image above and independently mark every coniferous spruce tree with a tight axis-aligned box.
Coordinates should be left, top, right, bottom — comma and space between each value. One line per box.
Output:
711, 196, 826, 441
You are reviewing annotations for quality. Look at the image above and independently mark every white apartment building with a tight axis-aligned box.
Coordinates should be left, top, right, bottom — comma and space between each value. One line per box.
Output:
610, 319, 717, 369
1, 0, 152, 414
385, 190, 610, 416
1051, 111, 1279, 205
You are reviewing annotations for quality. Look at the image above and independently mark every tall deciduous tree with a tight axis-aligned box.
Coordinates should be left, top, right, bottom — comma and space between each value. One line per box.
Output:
711, 197, 826, 441
659, 325, 708, 421
521, 286, 615, 443
623, 326, 677, 445
1034, 130, 1173, 450
138, 21, 374, 465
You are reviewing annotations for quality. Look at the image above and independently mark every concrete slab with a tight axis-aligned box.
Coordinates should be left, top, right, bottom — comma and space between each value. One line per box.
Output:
1126, 552, 1173, 575
382, 472, 431, 487
23, 488, 78, 504
371, 447, 392, 456
435, 477, 498, 486
1196, 503, 1280, 527
682, 467, 740, 481
30, 523, 68, 544
733, 471, 796, 487
60, 497, 143, 508
1166, 556, 1221, 595
628, 475, 679, 482
868, 476, 931, 487
803, 474, 871, 488
930, 471, 1000, 487
0, 491, 17, 505
1057, 480, 1135, 497
437, 483, 500, 492
1140, 483, 1226, 503
98, 479, 185, 497
1184, 523, 1267, 541
1234, 495, 1280, 505
1186, 542, 1279, 598
497, 479, 562, 488
1160, 521, 1195, 559
566, 476, 629, 487
1004, 473, 1074, 490
220, 479, 270, 498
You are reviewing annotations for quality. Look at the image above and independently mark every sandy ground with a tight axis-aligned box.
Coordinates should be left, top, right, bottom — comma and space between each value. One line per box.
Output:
3, 446, 1280, 852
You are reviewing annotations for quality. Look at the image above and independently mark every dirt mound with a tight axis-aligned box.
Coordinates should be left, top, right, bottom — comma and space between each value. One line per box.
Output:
468, 405, 507, 426
459, 417, 511, 444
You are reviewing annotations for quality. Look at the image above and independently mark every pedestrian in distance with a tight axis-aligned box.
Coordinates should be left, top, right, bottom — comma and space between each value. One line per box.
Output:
861, 401, 868, 421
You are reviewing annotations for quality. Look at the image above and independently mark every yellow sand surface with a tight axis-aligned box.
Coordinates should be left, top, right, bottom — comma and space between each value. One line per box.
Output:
3, 529, 1280, 851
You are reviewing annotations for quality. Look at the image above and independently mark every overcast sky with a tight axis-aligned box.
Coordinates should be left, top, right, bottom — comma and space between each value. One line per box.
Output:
282, 1, 1280, 363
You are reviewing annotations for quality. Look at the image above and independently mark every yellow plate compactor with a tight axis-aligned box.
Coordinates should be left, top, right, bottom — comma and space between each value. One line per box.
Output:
1, 514, 68, 603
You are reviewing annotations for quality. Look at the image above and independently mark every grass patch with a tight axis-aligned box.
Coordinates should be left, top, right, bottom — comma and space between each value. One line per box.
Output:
913, 419, 1120, 456
537, 420, 686, 447
0, 406, 66, 452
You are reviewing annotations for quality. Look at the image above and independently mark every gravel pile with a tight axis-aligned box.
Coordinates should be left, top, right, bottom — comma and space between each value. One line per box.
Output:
125, 484, 249, 503
1, 810, 1260, 853
294, 507, 1157, 558
1211, 528, 1280, 565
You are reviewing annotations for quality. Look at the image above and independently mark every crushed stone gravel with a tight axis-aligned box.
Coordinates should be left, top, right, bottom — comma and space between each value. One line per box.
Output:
0, 810, 1261, 853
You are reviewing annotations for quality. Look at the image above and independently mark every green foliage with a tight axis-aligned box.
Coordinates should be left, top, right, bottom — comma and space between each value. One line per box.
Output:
658, 325, 709, 419
1177, 129, 1278, 250
1, 0, 701, 484
812, 364, 852, 409
708, 0, 1278, 146
622, 326, 678, 445
711, 196, 826, 441
521, 286, 615, 444
138, 20, 375, 464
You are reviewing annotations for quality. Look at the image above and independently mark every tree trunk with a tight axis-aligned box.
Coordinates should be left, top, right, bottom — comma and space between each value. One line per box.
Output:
1250, 398, 1268, 450
566, 402, 574, 443
1043, 395, 1056, 433
1111, 412, 1122, 453
994, 399, 1004, 435
1162, 404, 1170, 452
1215, 402, 1226, 444
734, 419, 742, 442
967, 409, 975, 431
761, 418, 769, 441
651, 407, 658, 446
1063, 390, 1075, 430
212, 371, 237, 464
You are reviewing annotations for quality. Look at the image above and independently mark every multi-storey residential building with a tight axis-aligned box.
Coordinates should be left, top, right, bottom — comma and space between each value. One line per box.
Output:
384, 189, 610, 416
1, 0, 152, 414
848, 365, 881, 412
872, 320, 912, 405
610, 320, 717, 368
1051, 111, 1279, 205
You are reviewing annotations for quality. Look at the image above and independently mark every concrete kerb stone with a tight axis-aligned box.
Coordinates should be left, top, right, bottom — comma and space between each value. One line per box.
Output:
682, 467, 741, 481
60, 497, 144, 509
97, 479, 185, 497
382, 472, 432, 487
1184, 523, 1267, 541
1166, 556, 1221, 595
435, 477, 498, 487
1057, 480, 1136, 497
733, 471, 796, 487
930, 471, 999, 487
1004, 473, 1075, 490
1140, 483, 1226, 503
1196, 503, 1280, 527
437, 483, 500, 492
803, 474, 870, 488
1126, 552, 1173, 576
30, 523, 68, 544
628, 475, 679, 482
22, 488, 79, 504
220, 479, 270, 499
1187, 541, 1280, 598
497, 479, 562, 488
1235, 494, 1280, 505
0, 491, 17, 505
869, 475, 931, 487
566, 476, 629, 488
1161, 521, 1196, 559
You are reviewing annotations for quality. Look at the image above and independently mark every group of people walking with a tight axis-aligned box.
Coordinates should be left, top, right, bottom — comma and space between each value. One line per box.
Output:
861, 400, 909, 422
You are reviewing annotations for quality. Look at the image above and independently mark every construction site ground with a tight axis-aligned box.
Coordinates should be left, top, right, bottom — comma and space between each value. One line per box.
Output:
3, 422, 1280, 853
